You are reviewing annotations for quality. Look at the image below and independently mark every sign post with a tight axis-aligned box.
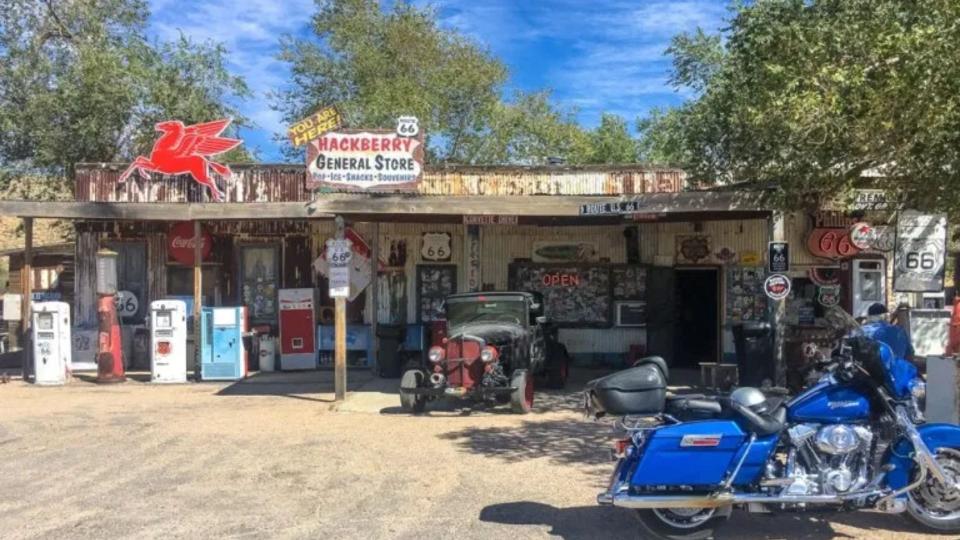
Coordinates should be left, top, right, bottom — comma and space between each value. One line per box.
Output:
331, 217, 350, 401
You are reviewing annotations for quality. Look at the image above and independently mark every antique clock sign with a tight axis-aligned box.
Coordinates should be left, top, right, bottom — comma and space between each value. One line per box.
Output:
894, 211, 947, 292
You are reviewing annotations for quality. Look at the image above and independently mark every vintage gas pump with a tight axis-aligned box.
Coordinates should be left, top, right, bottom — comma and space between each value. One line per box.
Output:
31, 301, 71, 385
150, 299, 187, 383
96, 249, 125, 383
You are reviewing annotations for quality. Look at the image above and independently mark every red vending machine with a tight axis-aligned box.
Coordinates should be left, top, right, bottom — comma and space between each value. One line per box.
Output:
279, 288, 316, 371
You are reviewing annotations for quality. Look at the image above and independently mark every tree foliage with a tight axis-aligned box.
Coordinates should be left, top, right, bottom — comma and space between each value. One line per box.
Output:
275, 0, 638, 166
0, 0, 251, 182
639, 0, 960, 209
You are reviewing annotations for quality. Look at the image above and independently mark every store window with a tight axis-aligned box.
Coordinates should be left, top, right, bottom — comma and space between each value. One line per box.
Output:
167, 266, 220, 305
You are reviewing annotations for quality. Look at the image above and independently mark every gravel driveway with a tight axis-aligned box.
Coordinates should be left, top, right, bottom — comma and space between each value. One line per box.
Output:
0, 370, 947, 539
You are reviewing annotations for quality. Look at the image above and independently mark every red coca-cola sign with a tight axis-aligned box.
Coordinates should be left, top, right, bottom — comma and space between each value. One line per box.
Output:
168, 222, 212, 266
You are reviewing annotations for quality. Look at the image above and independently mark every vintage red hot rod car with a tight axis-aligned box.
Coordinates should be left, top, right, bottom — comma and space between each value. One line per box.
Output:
399, 292, 570, 414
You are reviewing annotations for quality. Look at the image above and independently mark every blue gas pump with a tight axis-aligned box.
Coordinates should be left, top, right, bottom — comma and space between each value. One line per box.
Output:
199, 306, 248, 381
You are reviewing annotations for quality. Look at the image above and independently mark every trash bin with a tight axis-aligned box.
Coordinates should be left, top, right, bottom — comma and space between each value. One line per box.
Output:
376, 325, 405, 378
733, 322, 773, 387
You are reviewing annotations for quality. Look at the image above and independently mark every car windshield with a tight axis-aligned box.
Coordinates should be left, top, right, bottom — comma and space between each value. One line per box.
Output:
446, 298, 526, 328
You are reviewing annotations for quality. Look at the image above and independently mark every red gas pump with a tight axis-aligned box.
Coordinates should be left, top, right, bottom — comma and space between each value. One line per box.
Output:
95, 249, 125, 383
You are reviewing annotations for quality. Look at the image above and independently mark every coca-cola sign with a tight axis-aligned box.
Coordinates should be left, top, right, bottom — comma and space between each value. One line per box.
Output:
168, 221, 212, 266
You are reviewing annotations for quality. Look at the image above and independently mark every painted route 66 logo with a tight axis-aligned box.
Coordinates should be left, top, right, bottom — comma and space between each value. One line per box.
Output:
397, 116, 419, 137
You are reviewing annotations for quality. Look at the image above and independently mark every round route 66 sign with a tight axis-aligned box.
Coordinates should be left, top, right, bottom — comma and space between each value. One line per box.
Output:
764, 274, 792, 300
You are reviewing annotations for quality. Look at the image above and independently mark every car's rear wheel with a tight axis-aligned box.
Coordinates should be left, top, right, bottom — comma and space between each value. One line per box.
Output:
400, 369, 427, 413
510, 369, 534, 413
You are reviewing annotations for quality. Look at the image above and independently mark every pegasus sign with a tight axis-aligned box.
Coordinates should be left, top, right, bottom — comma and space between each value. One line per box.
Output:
119, 119, 242, 202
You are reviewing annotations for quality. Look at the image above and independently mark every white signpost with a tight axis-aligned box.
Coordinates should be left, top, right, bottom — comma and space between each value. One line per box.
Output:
326, 239, 352, 299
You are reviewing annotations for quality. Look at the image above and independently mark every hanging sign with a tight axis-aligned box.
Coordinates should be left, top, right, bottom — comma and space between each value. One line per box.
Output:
806, 228, 861, 260
421, 232, 451, 262
306, 124, 425, 191
768, 242, 789, 273
118, 119, 242, 202
764, 274, 792, 300
849, 222, 874, 250
580, 201, 647, 215
168, 222, 213, 266
894, 211, 947, 292
287, 106, 342, 147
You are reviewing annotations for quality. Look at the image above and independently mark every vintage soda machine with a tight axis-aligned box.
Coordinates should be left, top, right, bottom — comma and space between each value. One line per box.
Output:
149, 300, 187, 383
279, 288, 316, 371
199, 306, 248, 381
31, 301, 71, 385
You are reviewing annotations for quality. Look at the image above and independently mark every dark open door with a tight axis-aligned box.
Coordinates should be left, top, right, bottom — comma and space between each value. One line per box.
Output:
646, 266, 676, 366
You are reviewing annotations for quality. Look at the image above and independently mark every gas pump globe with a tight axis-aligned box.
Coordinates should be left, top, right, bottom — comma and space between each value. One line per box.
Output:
95, 249, 125, 383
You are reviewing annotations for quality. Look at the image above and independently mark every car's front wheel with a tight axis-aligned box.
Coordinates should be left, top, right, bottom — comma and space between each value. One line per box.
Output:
399, 369, 427, 413
509, 369, 534, 414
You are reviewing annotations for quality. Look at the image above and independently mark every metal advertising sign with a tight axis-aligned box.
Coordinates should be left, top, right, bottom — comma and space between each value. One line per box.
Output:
421, 232, 451, 262
768, 242, 789, 273
848, 222, 874, 250
580, 201, 647, 215
314, 229, 374, 301
306, 124, 425, 191
325, 239, 352, 299
168, 221, 213, 266
764, 274, 792, 300
463, 215, 518, 226
287, 106, 342, 147
119, 118, 242, 202
806, 228, 861, 260
894, 211, 947, 292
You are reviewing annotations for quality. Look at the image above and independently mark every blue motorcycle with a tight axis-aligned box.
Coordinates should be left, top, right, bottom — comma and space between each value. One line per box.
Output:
587, 308, 960, 540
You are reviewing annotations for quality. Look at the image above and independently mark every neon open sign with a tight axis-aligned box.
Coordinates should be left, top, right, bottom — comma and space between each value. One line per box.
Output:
541, 273, 581, 287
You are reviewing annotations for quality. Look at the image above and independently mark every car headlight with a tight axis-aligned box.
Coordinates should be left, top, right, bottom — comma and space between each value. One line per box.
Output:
480, 346, 499, 363
428, 346, 445, 363
910, 378, 926, 401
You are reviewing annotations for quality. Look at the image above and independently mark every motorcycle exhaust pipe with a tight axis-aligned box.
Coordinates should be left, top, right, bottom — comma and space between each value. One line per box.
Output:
430, 373, 445, 386
599, 489, 889, 510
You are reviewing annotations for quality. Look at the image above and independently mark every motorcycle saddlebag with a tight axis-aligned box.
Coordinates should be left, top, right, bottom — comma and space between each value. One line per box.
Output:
586, 362, 667, 415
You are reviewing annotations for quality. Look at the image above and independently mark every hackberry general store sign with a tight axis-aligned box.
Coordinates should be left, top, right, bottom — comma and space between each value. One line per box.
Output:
306, 127, 424, 191
894, 211, 947, 292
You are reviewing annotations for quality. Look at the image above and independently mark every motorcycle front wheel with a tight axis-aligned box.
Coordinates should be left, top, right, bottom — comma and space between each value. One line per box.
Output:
906, 449, 960, 532
636, 507, 730, 540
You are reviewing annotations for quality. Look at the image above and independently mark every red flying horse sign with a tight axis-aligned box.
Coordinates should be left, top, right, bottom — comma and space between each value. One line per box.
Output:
119, 119, 242, 201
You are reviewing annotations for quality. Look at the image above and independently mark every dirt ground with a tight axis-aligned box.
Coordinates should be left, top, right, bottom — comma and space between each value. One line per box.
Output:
0, 370, 949, 540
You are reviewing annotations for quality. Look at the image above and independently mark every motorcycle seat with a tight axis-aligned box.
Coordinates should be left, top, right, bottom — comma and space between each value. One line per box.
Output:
724, 398, 787, 437
665, 395, 723, 420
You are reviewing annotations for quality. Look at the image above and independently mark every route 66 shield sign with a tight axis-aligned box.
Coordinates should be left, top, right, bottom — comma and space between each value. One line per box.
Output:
421, 232, 451, 261
397, 116, 419, 137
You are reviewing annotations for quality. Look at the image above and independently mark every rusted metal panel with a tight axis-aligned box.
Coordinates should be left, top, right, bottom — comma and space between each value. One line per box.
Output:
74, 230, 99, 326
75, 164, 688, 202
147, 233, 168, 301
639, 219, 768, 266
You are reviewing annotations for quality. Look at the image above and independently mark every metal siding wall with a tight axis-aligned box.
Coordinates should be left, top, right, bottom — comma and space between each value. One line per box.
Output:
74, 231, 99, 326
146, 233, 168, 302
638, 219, 769, 265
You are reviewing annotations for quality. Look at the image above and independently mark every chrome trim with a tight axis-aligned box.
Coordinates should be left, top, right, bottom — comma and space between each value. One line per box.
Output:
722, 433, 756, 489
598, 488, 891, 510
897, 407, 952, 486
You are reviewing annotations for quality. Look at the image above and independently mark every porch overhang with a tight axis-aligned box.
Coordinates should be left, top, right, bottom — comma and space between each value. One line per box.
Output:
0, 190, 769, 220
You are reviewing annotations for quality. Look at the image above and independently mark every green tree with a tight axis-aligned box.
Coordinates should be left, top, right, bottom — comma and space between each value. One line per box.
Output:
0, 0, 252, 182
639, 0, 960, 209
582, 113, 636, 164
274, 0, 506, 163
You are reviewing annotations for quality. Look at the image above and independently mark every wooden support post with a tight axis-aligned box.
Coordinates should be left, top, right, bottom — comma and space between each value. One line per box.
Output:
335, 216, 347, 401
770, 211, 787, 387
21, 217, 33, 375
370, 222, 380, 376
193, 221, 203, 379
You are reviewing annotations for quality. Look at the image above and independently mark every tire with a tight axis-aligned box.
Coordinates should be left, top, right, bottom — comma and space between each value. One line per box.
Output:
545, 353, 569, 389
636, 507, 730, 540
509, 369, 534, 414
399, 369, 427, 413
906, 449, 960, 533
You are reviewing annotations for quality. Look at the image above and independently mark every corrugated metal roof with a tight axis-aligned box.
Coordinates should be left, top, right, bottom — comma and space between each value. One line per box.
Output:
74, 163, 688, 203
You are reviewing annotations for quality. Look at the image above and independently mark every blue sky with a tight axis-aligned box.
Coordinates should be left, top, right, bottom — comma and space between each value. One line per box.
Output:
147, 0, 729, 162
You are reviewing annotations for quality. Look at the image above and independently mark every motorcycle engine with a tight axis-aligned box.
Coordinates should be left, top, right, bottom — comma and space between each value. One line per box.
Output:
783, 423, 874, 496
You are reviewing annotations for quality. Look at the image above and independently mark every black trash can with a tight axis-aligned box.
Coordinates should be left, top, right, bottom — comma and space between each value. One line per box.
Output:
733, 322, 773, 387
376, 325, 406, 378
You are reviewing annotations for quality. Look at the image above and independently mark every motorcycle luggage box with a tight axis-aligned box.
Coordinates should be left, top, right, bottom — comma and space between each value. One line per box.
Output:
631, 420, 750, 487
586, 363, 667, 416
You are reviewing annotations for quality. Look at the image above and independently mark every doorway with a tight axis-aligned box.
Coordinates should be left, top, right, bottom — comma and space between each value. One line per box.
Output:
672, 268, 720, 370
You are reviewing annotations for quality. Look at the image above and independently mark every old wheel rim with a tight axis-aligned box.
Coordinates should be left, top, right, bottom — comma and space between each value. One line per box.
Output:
909, 451, 960, 521
651, 508, 716, 529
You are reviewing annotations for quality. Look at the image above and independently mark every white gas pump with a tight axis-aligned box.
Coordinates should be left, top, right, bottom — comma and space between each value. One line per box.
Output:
149, 300, 187, 383
31, 301, 71, 385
